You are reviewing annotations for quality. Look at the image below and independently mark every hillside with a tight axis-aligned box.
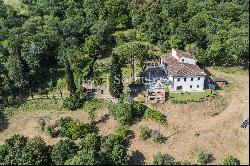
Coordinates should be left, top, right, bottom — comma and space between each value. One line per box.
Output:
0, 0, 249, 165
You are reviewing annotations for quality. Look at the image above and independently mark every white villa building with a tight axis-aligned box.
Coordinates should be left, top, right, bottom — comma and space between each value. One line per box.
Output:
143, 49, 207, 93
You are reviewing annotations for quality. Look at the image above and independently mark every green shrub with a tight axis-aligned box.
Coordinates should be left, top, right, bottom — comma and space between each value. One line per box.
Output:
51, 139, 77, 165
0, 134, 51, 165
37, 117, 46, 131
63, 92, 85, 111
182, 100, 187, 104
194, 99, 200, 102
171, 99, 179, 104
108, 102, 133, 125
21, 137, 51, 165
194, 133, 200, 137
132, 101, 147, 119
223, 155, 239, 165
144, 108, 167, 125
139, 126, 152, 140
127, 30, 136, 41
151, 130, 166, 143
182, 160, 191, 165
99, 134, 124, 164
64, 148, 98, 165
79, 133, 99, 151
45, 124, 57, 138
83, 99, 102, 112
197, 151, 210, 165
111, 144, 129, 165
115, 125, 130, 138
58, 117, 89, 140
98, 134, 129, 165
152, 152, 180, 165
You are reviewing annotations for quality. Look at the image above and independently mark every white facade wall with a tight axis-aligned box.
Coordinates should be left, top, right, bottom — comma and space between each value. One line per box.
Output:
179, 57, 196, 65
170, 76, 205, 92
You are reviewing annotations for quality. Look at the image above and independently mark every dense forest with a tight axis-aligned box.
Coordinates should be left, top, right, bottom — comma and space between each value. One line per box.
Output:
0, 0, 249, 102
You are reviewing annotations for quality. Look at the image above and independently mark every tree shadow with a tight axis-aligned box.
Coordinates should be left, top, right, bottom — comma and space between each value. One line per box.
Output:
208, 154, 216, 164
0, 108, 9, 132
236, 159, 241, 165
95, 114, 110, 124
129, 150, 146, 165
124, 130, 135, 149
129, 83, 145, 98
89, 124, 99, 135
0, 121, 9, 132
7, 99, 26, 108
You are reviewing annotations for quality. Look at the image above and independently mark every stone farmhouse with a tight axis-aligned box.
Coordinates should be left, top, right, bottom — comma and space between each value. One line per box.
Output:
143, 48, 207, 93
82, 48, 209, 104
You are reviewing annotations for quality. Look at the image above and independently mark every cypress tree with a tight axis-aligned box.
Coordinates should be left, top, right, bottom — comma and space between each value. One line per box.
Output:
65, 59, 76, 94
109, 53, 123, 98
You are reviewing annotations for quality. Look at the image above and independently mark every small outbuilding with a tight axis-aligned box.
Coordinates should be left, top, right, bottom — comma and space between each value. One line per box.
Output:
213, 77, 228, 87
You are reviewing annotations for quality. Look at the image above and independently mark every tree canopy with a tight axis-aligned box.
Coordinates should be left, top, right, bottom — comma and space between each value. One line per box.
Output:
0, 0, 248, 102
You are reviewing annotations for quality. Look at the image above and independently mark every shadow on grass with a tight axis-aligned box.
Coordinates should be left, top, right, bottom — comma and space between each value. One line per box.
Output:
129, 150, 146, 165
125, 130, 135, 148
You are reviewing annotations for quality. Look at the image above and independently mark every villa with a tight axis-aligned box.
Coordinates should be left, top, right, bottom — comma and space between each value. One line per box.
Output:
143, 49, 207, 93
82, 48, 208, 103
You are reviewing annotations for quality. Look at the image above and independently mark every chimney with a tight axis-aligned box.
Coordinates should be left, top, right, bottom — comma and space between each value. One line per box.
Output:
172, 48, 177, 57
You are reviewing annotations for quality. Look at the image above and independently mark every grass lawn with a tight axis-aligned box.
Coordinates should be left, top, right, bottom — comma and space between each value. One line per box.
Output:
3, 98, 67, 118
169, 89, 213, 101
122, 63, 142, 78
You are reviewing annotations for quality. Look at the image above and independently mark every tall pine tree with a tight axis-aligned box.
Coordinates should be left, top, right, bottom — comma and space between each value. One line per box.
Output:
109, 53, 123, 98
65, 59, 76, 94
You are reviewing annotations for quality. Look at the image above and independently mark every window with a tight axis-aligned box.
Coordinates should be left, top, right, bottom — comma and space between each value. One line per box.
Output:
184, 78, 187, 82
197, 85, 199, 88
182, 59, 184, 62
177, 86, 182, 90
177, 78, 180, 82
198, 77, 200, 80
190, 85, 192, 89
191, 78, 193, 81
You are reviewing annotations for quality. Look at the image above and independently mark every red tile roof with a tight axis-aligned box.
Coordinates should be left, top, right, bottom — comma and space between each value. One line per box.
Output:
161, 55, 206, 77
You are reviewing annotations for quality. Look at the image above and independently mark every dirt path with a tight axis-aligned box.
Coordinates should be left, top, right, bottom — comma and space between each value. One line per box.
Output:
128, 69, 249, 165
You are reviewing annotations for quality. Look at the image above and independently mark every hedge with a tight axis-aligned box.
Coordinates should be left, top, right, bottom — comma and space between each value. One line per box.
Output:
144, 108, 167, 125
170, 92, 218, 104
